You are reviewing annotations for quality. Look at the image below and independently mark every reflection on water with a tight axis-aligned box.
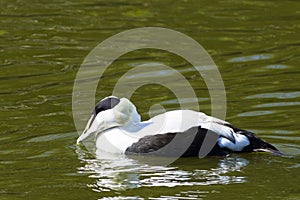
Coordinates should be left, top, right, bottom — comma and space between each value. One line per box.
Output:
227, 54, 273, 63
76, 147, 249, 193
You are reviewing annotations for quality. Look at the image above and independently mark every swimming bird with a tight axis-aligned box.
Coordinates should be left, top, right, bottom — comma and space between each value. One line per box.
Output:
76, 96, 280, 157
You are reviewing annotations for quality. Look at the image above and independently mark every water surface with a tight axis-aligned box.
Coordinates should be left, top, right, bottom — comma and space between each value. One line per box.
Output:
0, 0, 299, 199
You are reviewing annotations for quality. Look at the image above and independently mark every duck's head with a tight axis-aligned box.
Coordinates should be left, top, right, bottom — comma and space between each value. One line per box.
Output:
76, 96, 140, 144
240, 130, 281, 155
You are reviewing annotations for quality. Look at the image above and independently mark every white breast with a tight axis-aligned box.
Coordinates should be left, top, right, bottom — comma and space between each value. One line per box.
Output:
96, 128, 139, 154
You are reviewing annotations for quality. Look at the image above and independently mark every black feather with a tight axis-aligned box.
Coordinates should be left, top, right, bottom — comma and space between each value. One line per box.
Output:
125, 126, 229, 157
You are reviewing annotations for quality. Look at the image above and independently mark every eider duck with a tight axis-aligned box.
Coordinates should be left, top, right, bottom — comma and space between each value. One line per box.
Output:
76, 96, 280, 157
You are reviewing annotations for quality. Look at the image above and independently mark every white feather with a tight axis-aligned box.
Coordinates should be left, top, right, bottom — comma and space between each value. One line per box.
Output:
218, 133, 250, 151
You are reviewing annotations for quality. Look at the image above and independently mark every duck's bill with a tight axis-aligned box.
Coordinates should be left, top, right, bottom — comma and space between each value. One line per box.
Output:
77, 114, 96, 144
76, 129, 96, 144
76, 133, 87, 144
253, 141, 282, 155
253, 148, 282, 155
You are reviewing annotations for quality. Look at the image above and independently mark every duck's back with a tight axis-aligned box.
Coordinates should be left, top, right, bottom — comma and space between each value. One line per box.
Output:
139, 110, 234, 139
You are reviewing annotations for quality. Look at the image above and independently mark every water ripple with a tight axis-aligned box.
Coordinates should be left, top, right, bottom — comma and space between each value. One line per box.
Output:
227, 54, 273, 63
237, 110, 275, 117
264, 64, 289, 69
246, 92, 300, 99
253, 102, 300, 108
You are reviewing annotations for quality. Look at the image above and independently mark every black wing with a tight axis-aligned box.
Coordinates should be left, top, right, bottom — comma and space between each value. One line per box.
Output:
125, 126, 229, 157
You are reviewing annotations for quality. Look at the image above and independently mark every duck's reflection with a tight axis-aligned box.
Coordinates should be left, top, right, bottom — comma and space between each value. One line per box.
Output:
76, 147, 249, 192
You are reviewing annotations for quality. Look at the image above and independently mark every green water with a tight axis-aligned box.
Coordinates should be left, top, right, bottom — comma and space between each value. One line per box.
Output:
1, 0, 299, 199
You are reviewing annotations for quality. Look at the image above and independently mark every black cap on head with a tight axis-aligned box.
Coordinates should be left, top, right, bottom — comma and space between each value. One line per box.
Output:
94, 96, 120, 115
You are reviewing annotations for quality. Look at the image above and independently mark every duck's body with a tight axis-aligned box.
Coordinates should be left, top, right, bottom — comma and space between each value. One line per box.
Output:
77, 96, 280, 157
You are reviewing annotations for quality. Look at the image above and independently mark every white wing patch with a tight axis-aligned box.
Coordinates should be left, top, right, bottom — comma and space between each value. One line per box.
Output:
200, 121, 235, 143
218, 133, 250, 151
139, 110, 235, 142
